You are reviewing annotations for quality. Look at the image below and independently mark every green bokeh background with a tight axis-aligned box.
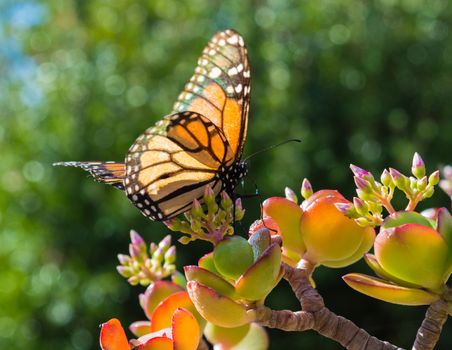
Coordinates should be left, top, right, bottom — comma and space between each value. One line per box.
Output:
1, 0, 451, 349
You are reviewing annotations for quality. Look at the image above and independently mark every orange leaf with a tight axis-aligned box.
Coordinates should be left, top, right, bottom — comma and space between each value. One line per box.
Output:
99, 319, 131, 350
172, 308, 201, 350
135, 337, 173, 350
151, 291, 203, 332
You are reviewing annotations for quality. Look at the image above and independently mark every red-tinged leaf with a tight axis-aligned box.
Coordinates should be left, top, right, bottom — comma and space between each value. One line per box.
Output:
301, 195, 374, 265
184, 266, 236, 298
187, 281, 255, 328
235, 243, 281, 300
140, 281, 184, 320
150, 291, 203, 332
263, 197, 305, 254
375, 224, 448, 290
129, 321, 151, 338
172, 308, 201, 350
134, 337, 173, 350
99, 319, 130, 350
343, 273, 439, 306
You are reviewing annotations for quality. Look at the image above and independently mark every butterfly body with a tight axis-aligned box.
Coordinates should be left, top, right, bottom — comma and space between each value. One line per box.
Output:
55, 29, 251, 221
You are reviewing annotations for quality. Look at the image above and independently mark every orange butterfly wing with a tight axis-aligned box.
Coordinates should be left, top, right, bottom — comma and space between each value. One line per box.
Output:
122, 29, 251, 220
172, 29, 251, 160
124, 112, 234, 220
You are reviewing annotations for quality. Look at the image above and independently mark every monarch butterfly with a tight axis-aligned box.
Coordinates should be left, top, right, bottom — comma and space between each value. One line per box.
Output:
54, 29, 251, 221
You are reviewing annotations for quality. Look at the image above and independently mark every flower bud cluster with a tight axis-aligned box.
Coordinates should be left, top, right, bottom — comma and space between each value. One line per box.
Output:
116, 231, 176, 286
339, 153, 440, 227
164, 187, 245, 245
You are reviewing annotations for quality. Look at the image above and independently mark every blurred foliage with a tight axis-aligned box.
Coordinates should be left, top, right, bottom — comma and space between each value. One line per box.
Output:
1, 0, 451, 349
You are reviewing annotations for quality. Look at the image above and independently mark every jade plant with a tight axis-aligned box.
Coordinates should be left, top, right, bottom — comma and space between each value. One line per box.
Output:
99, 153, 451, 350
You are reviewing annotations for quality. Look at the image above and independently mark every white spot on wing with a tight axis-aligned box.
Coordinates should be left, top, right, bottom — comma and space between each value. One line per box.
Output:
209, 67, 222, 79
227, 35, 239, 45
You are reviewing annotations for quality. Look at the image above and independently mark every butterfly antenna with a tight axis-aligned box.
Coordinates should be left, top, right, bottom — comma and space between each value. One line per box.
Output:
243, 138, 301, 162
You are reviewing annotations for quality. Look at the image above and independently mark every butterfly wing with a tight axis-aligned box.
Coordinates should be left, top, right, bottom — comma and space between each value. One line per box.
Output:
124, 111, 235, 220
53, 161, 125, 190
172, 29, 251, 160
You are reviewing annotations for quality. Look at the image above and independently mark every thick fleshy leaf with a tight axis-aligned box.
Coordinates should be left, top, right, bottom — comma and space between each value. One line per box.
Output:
343, 273, 439, 305
187, 281, 255, 328
381, 211, 434, 229
375, 224, 448, 290
437, 208, 452, 280
150, 291, 204, 332
135, 337, 172, 350
171, 270, 187, 289
229, 323, 269, 350
301, 189, 345, 211
248, 228, 271, 261
172, 308, 201, 350
364, 254, 423, 288
214, 236, 254, 280
184, 266, 236, 298
129, 321, 151, 337
99, 319, 130, 350
263, 197, 305, 254
321, 224, 375, 268
140, 281, 184, 320
301, 194, 375, 265
235, 244, 281, 300
204, 323, 250, 347
198, 252, 220, 275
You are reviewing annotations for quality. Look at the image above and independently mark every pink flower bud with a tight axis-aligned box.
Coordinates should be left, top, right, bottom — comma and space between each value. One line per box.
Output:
301, 178, 313, 199
117, 254, 131, 265
380, 169, 392, 187
350, 164, 371, 179
428, 170, 440, 186
389, 168, 406, 189
411, 152, 426, 179
335, 202, 355, 216
285, 187, 298, 203
130, 230, 145, 246
354, 176, 371, 191
129, 243, 141, 258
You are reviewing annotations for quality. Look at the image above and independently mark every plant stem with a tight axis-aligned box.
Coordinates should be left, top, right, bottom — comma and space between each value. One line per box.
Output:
412, 299, 449, 350
255, 264, 404, 350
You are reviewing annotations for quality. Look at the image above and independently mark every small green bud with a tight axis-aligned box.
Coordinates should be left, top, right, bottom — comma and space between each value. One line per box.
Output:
353, 197, 369, 215
158, 235, 172, 251
285, 187, 298, 203
190, 198, 204, 218
164, 218, 182, 232
117, 254, 131, 265
153, 247, 164, 262
428, 170, 440, 186
335, 202, 358, 218
355, 217, 370, 227
389, 168, 407, 190
204, 186, 216, 204
149, 242, 157, 255
301, 178, 313, 199
380, 169, 392, 187
417, 176, 428, 191
220, 191, 233, 210
411, 152, 426, 179
116, 266, 132, 278
356, 189, 376, 201
164, 246, 176, 264
128, 276, 140, 286
422, 187, 435, 199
